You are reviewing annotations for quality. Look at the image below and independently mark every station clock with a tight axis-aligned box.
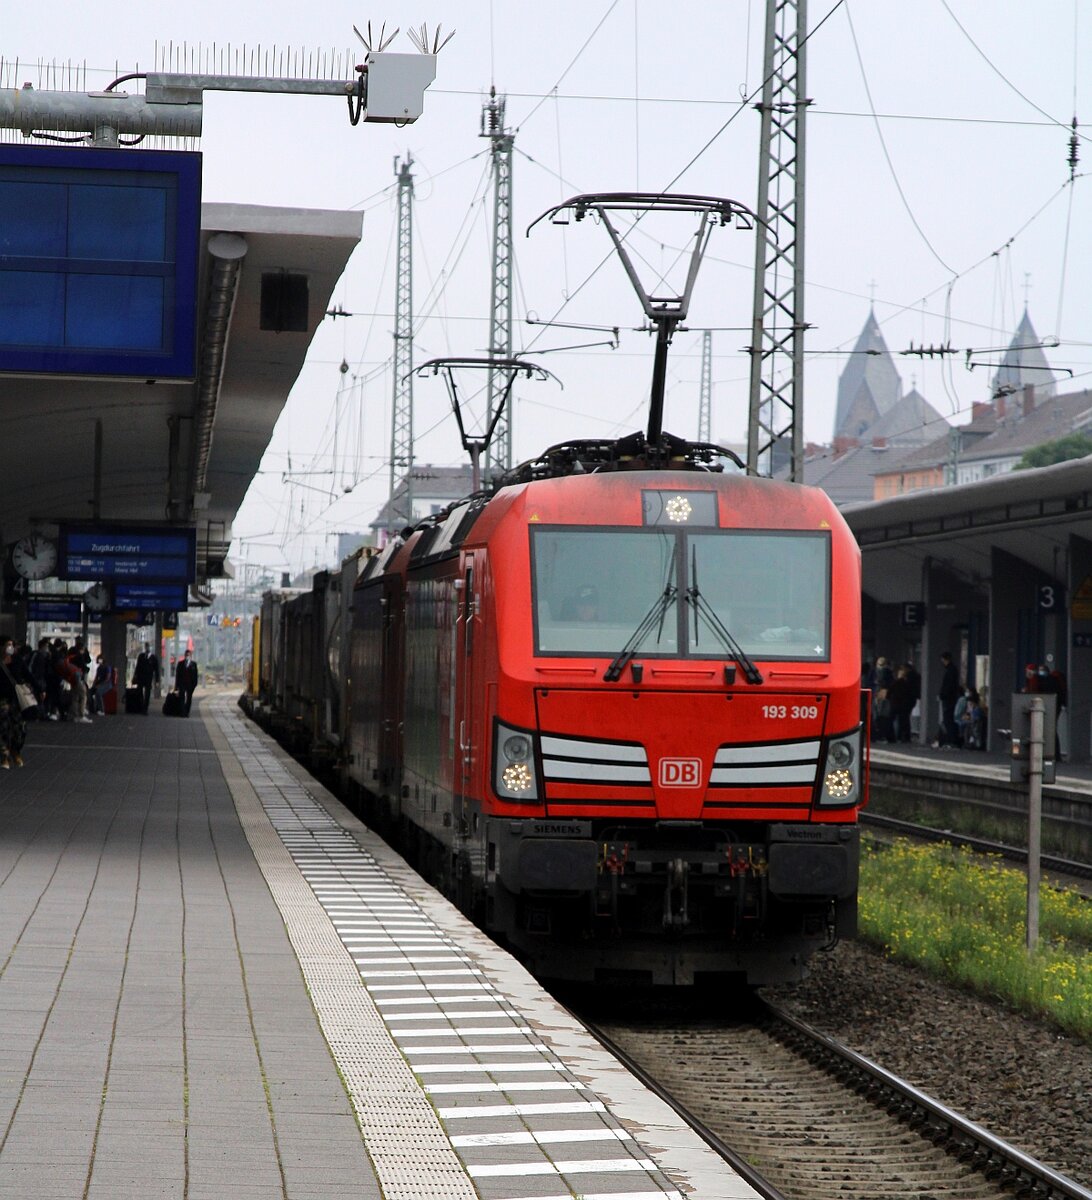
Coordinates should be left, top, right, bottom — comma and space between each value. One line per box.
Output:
11, 534, 58, 581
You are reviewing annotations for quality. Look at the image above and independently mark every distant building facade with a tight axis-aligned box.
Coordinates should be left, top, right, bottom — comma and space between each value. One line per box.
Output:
370, 464, 476, 545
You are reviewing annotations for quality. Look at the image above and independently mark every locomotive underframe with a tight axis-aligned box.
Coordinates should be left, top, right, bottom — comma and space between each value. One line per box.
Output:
481, 816, 857, 985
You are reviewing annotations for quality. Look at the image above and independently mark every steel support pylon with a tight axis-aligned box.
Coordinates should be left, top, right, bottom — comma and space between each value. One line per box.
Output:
388, 155, 415, 532
481, 91, 515, 476
747, 0, 808, 480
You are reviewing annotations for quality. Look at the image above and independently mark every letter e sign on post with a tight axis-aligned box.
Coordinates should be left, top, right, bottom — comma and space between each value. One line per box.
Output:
900, 602, 925, 627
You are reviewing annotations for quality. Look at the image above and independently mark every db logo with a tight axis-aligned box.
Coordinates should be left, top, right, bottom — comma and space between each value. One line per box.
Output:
659, 758, 702, 787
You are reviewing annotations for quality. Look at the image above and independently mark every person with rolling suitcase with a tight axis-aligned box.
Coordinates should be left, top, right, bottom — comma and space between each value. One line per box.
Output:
174, 650, 199, 717
132, 644, 160, 714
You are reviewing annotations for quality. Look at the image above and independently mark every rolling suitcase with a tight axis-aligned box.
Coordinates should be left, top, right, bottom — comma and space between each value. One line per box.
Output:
124, 687, 143, 714
162, 690, 183, 717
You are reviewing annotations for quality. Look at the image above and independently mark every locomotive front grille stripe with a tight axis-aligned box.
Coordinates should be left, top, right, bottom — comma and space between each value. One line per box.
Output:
540, 734, 652, 791
714, 740, 820, 764
540, 735, 646, 762
702, 800, 812, 813
542, 759, 652, 784
545, 797, 656, 809
709, 764, 817, 785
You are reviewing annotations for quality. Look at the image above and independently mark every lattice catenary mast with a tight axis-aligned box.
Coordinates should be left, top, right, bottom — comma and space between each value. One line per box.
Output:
698, 330, 713, 444
481, 90, 515, 475
388, 154, 415, 531
747, 0, 808, 480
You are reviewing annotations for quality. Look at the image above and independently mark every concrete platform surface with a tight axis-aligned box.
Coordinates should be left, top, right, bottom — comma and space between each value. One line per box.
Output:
0, 695, 758, 1200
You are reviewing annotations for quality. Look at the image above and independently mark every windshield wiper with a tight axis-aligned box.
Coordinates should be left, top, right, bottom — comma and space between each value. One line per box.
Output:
604, 583, 677, 682
686, 547, 763, 685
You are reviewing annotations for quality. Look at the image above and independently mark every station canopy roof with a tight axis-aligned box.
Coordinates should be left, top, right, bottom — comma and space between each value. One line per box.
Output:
842, 456, 1092, 602
0, 201, 361, 581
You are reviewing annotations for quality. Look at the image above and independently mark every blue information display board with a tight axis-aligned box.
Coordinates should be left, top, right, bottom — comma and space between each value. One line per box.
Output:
59, 525, 197, 583
0, 145, 201, 379
114, 582, 189, 612
27, 599, 83, 623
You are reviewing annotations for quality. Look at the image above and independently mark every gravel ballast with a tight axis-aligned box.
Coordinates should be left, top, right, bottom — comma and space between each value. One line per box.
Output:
762, 938, 1092, 1189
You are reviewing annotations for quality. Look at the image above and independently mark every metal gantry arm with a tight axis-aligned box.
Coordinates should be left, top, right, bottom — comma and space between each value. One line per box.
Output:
412, 357, 560, 493
0, 48, 440, 144
528, 193, 755, 447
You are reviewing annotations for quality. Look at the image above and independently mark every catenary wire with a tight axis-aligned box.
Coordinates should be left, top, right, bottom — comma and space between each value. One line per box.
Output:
844, 1, 955, 276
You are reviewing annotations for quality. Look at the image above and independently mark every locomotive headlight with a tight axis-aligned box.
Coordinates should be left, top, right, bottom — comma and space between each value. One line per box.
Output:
503, 734, 532, 762
824, 768, 854, 799
821, 729, 862, 806
494, 721, 540, 802
828, 741, 854, 768
501, 762, 533, 792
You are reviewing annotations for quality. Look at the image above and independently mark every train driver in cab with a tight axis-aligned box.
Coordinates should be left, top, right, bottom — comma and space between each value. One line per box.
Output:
558, 583, 600, 622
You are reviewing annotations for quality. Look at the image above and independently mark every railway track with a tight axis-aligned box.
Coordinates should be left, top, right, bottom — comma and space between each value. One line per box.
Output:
861, 810, 1092, 886
578, 995, 1091, 1200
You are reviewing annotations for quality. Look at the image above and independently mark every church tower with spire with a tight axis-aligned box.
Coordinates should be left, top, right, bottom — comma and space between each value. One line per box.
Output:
990, 309, 1056, 403
833, 308, 903, 441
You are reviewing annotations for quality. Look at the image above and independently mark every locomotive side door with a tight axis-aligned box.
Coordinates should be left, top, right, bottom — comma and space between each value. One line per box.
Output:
378, 576, 405, 814
454, 562, 476, 811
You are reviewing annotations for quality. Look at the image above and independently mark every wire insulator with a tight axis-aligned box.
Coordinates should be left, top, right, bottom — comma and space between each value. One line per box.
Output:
1068, 116, 1079, 182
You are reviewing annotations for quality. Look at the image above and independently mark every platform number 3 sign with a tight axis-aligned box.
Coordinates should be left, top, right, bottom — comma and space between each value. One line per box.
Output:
1038, 583, 1063, 612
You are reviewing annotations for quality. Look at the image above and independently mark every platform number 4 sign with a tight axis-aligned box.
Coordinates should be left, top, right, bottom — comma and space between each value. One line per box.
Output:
1038, 583, 1064, 612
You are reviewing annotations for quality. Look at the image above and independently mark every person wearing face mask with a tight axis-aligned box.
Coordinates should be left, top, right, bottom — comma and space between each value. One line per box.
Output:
0, 639, 31, 767
174, 649, 199, 717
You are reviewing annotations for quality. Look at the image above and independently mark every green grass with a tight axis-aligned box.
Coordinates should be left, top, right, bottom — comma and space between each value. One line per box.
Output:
858, 837, 1092, 1042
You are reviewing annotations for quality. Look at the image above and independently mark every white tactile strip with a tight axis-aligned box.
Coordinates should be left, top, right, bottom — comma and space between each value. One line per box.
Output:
207, 699, 760, 1200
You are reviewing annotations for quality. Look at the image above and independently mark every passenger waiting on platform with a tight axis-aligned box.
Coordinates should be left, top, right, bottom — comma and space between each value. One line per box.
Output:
870, 655, 895, 742
88, 655, 111, 715
133, 644, 160, 714
888, 664, 915, 743
1031, 665, 1063, 759
57, 644, 90, 723
0, 639, 31, 767
71, 635, 92, 683
13, 643, 43, 720
958, 688, 985, 749
932, 650, 962, 749
174, 650, 199, 717
29, 637, 56, 720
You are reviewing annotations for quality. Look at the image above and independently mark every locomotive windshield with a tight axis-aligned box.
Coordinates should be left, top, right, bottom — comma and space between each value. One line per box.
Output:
688, 530, 830, 660
531, 527, 830, 660
532, 529, 679, 655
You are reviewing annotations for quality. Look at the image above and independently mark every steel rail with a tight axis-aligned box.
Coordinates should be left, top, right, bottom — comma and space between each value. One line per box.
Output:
577, 1013, 790, 1200
762, 1000, 1092, 1200
861, 810, 1092, 881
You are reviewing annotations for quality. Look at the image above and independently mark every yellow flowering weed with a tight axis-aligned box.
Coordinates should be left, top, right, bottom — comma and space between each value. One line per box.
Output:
859, 838, 1092, 1041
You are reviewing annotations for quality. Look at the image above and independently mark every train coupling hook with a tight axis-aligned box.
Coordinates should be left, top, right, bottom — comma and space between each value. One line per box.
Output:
663, 857, 690, 930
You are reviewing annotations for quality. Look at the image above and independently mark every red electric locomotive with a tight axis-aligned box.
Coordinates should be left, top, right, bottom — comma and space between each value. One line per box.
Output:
347, 435, 866, 986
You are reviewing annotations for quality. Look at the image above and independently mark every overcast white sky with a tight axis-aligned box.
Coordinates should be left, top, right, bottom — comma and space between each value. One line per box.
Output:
6, 2, 1091, 573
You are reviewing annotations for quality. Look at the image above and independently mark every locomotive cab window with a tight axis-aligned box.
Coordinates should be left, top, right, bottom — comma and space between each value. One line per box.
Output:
531, 528, 679, 656
530, 526, 830, 661
687, 530, 830, 660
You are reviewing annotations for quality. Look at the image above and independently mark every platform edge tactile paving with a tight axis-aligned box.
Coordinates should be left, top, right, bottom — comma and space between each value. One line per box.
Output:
208, 697, 761, 1200
204, 709, 478, 1200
